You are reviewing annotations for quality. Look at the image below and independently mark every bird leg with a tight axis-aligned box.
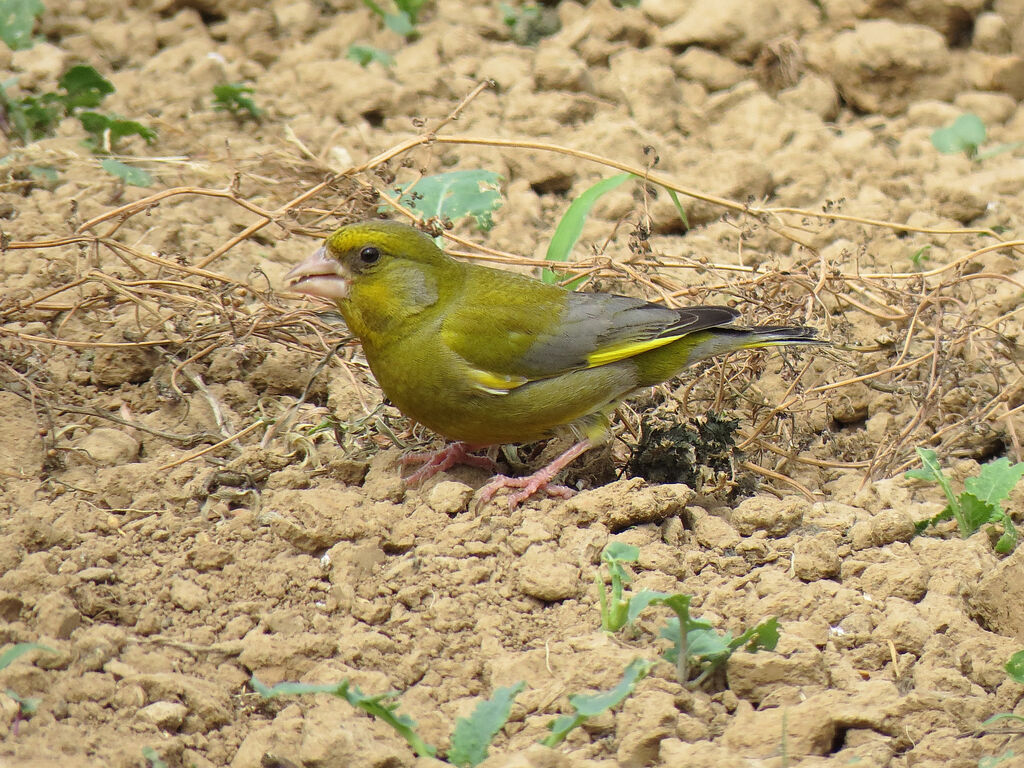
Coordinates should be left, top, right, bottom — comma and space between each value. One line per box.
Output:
402, 441, 498, 487
476, 439, 593, 509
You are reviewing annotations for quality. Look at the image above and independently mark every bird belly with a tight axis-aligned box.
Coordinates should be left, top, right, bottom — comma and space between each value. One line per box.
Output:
369, 350, 637, 446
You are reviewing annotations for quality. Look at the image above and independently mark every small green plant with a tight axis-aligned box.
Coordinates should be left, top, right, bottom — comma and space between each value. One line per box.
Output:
347, 43, 395, 68
360, 0, 427, 37
592, 546, 779, 687
251, 676, 524, 766
908, 447, 1023, 554
931, 113, 1022, 161
499, 2, 560, 46
909, 245, 931, 269
141, 746, 169, 768
1, 642, 57, 728
387, 169, 504, 231
595, 541, 639, 632
541, 658, 652, 747
0, 0, 44, 50
978, 651, 1024, 767
542, 172, 634, 288
621, 592, 778, 687
0, 64, 156, 185
212, 82, 264, 122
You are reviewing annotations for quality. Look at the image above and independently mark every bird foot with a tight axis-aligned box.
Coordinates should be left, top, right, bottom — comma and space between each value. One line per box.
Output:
474, 438, 594, 509
402, 441, 498, 487
476, 473, 576, 509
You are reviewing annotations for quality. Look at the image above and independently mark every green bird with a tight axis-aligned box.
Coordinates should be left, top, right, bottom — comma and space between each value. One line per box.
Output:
286, 220, 822, 506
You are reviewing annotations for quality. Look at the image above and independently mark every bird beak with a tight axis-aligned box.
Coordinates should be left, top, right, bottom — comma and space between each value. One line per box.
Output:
285, 245, 351, 300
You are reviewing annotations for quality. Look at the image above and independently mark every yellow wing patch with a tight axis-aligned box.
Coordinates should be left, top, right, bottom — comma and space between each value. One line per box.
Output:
467, 367, 530, 396
585, 335, 683, 368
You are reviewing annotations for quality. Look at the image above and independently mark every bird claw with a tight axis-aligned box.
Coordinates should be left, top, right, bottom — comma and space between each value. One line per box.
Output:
402, 442, 497, 488
475, 473, 576, 509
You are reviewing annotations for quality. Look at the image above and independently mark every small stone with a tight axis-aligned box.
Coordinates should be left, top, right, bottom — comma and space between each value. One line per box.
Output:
691, 513, 741, 551
170, 579, 207, 612
792, 533, 841, 581
968, 545, 1024, 641
35, 591, 81, 639
138, 701, 188, 731
517, 545, 580, 602
731, 496, 806, 537
426, 481, 474, 516
77, 567, 116, 583
73, 428, 140, 466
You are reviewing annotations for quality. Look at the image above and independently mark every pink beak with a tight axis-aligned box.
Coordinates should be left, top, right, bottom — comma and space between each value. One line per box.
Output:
284, 245, 351, 301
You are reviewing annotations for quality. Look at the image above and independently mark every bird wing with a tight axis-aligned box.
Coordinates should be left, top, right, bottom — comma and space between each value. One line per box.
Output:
441, 286, 740, 395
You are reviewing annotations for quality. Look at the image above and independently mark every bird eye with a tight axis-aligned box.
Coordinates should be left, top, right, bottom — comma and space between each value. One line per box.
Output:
359, 246, 381, 264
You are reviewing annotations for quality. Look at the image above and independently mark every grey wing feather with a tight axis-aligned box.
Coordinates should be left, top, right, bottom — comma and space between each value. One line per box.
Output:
515, 293, 739, 376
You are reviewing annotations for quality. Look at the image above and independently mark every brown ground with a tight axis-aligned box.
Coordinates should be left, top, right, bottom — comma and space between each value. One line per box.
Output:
3, 0, 1024, 766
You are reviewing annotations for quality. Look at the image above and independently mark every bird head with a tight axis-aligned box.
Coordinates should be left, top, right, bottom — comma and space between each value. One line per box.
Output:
286, 220, 451, 302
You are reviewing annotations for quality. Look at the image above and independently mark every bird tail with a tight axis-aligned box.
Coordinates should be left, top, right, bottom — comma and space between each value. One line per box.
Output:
728, 325, 823, 349
681, 324, 825, 367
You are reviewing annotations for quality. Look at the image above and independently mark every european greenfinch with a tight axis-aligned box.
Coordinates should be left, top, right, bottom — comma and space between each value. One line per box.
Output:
286, 220, 822, 505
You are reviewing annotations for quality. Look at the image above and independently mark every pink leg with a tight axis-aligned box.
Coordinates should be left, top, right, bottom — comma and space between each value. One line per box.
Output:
477, 439, 593, 509
403, 441, 498, 487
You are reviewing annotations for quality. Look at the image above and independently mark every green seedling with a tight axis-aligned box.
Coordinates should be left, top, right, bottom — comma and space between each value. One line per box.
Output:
979, 651, 1024, 767
909, 245, 931, 269
386, 169, 504, 232
620, 592, 778, 687
212, 82, 264, 122
595, 541, 639, 632
1, 642, 57, 729
0, 64, 155, 185
499, 2, 560, 46
347, 43, 395, 68
141, 746, 169, 768
360, 0, 427, 37
0, 0, 44, 50
448, 682, 525, 767
979, 752, 1016, 768
541, 658, 653, 747
251, 676, 524, 766
931, 113, 1022, 161
542, 172, 634, 288
1007, 649, 1024, 684
908, 447, 1023, 554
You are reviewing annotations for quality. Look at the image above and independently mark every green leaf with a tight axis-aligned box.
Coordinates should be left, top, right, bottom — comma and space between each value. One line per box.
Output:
391, 169, 503, 231
58, 65, 114, 110
730, 616, 780, 653
0, 642, 57, 670
0, 0, 44, 51
384, 10, 414, 35
906, 448, 959, 511
141, 747, 169, 768
958, 492, 998, 536
542, 172, 633, 284
100, 158, 152, 187
347, 43, 395, 67
79, 112, 157, 152
625, 589, 668, 625
212, 82, 264, 120
666, 188, 689, 230
602, 541, 639, 564
541, 658, 653, 747
4, 688, 41, 714
394, 0, 426, 24
250, 676, 437, 758
931, 114, 987, 158
448, 682, 525, 767
1006, 650, 1024, 684
978, 750, 1016, 768
964, 458, 1024, 514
